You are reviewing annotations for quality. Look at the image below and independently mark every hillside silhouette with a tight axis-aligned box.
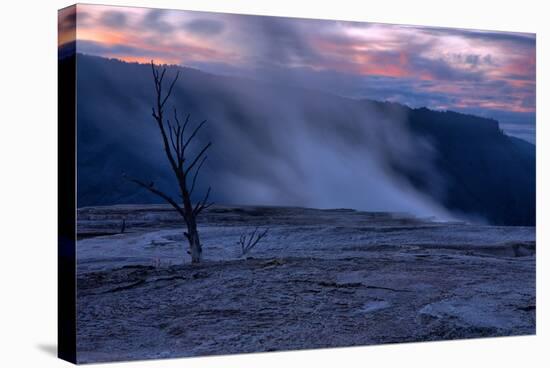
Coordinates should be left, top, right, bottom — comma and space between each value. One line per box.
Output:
66, 54, 535, 226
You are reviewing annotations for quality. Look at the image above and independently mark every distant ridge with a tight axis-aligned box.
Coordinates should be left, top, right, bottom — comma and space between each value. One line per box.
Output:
66, 54, 535, 226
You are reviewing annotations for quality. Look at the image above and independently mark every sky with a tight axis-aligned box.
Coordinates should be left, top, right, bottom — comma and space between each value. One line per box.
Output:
59, 4, 536, 143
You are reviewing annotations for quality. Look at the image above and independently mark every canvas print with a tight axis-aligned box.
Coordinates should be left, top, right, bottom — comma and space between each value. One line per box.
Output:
58, 4, 536, 364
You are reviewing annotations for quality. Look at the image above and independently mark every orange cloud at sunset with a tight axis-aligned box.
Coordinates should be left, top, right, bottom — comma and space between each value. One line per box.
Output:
59, 4, 536, 139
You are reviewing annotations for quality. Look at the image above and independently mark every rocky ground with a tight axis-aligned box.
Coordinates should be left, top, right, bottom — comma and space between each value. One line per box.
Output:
75, 205, 536, 363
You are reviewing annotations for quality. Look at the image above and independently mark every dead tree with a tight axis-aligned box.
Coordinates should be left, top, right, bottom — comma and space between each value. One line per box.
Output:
238, 227, 269, 257
125, 61, 213, 263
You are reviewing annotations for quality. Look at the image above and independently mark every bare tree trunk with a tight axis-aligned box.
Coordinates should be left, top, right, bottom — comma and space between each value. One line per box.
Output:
186, 221, 202, 263
125, 61, 213, 264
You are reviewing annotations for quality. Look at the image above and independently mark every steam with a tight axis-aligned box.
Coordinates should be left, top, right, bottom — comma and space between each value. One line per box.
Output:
206, 87, 453, 220
192, 16, 454, 220
77, 55, 454, 221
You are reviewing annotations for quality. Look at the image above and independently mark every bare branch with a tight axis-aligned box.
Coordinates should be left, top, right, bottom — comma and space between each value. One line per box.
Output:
166, 120, 179, 156
161, 71, 180, 108
123, 174, 185, 219
182, 120, 207, 153
150, 61, 180, 177
175, 125, 182, 160
174, 109, 191, 135
238, 227, 269, 256
193, 186, 213, 215
185, 142, 212, 177
173, 109, 194, 166
189, 155, 207, 196
197, 186, 211, 210
180, 115, 189, 158
159, 68, 166, 85
151, 61, 160, 95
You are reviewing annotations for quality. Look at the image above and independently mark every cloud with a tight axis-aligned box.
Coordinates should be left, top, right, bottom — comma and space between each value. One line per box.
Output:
237, 16, 324, 67
187, 52, 534, 142
184, 18, 225, 36
68, 4, 536, 144
415, 26, 536, 47
142, 9, 174, 33
409, 55, 485, 82
448, 53, 495, 67
100, 10, 127, 28
78, 40, 144, 56
59, 6, 76, 30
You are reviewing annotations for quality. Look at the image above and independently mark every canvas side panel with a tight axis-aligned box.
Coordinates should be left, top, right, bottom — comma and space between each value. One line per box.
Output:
58, 4, 77, 364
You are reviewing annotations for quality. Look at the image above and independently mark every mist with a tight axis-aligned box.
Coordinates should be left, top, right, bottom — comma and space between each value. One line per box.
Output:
75, 54, 452, 221
74, 54, 535, 225
206, 85, 452, 220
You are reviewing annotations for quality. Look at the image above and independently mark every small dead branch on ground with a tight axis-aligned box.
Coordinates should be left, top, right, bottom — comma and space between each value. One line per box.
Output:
238, 227, 269, 256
